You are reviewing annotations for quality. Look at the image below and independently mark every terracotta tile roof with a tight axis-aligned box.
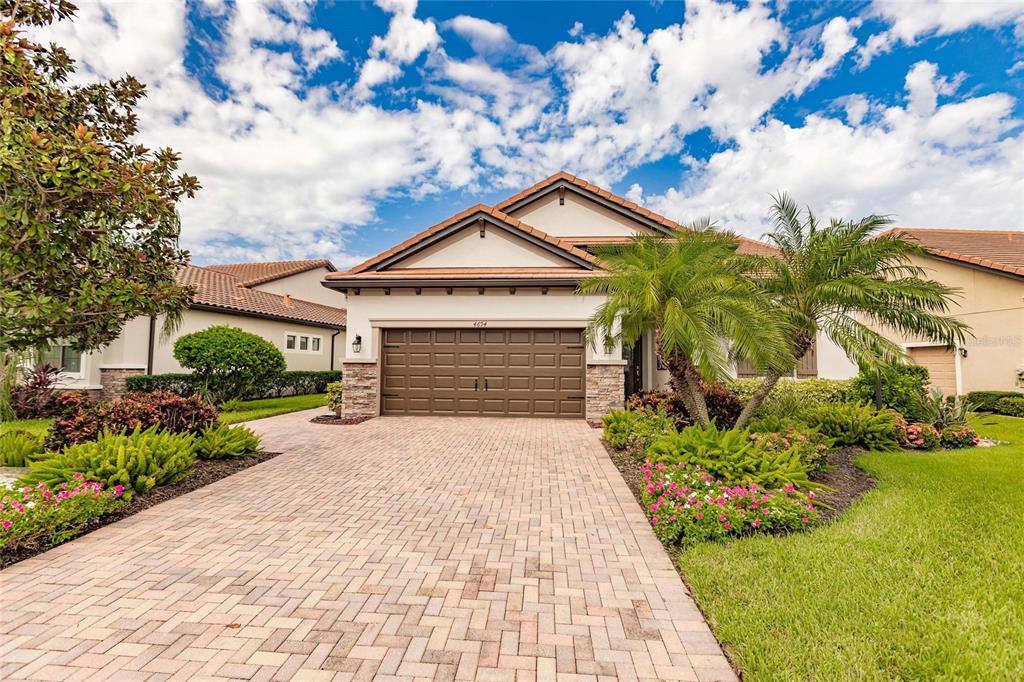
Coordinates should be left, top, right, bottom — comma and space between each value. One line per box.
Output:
335, 205, 599, 276
205, 259, 335, 287
884, 228, 1024, 278
495, 171, 778, 257
568, 234, 779, 256
178, 266, 346, 328
332, 267, 599, 281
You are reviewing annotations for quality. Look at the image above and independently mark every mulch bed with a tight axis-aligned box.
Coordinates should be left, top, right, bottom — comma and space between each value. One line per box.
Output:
0, 452, 280, 570
309, 414, 374, 426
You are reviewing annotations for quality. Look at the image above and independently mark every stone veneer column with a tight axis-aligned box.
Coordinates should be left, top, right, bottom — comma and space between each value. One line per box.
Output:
99, 366, 147, 401
341, 361, 379, 418
586, 363, 625, 425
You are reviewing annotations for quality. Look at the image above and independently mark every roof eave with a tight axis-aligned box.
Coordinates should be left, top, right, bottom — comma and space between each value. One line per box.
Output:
189, 302, 346, 330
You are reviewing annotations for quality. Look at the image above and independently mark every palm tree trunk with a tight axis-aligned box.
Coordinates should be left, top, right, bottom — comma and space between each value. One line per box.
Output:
655, 329, 710, 428
733, 329, 815, 430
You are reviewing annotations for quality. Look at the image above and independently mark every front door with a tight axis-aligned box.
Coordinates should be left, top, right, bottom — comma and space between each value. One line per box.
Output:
624, 341, 643, 400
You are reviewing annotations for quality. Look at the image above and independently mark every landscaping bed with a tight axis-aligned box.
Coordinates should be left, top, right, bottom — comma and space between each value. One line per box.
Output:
1, 450, 279, 569
309, 414, 374, 426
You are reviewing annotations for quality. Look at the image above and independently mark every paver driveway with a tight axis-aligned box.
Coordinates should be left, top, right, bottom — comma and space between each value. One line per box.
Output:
1, 411, 735, 681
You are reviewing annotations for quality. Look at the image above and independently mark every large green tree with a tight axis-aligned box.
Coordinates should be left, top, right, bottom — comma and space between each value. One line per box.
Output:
579, 229, 792, 427
0, 0, 198, 358
732, 194, 970, 429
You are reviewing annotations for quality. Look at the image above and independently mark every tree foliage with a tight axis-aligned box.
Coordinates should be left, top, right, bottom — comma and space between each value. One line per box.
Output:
173, 326, 286, 404
0, 0, 199, 354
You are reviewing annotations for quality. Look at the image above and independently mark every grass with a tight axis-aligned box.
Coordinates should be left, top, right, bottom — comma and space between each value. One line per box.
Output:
218, 393, 327, 424
0, 418, 51, 438
678, 414, 1024, 681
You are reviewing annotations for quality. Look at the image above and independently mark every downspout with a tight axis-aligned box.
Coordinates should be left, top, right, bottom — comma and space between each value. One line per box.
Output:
147, 316, 156, 374
330, 329, 341, 371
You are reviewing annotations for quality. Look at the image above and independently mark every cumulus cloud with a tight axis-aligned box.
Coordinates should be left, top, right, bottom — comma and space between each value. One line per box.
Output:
645, 62, 1024, 237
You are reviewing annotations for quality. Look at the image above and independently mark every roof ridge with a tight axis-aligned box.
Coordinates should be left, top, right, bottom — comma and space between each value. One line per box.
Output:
888, 227, 1023, 235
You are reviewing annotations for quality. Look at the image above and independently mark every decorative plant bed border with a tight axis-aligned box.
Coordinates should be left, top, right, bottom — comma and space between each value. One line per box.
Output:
309, 414, 375, 426
0, 452, 280, 570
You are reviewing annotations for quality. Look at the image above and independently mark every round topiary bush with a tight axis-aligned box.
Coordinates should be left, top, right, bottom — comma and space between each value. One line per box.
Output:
173, 325, 285, 404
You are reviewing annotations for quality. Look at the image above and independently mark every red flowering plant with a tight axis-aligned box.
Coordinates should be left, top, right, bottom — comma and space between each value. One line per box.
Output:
1, 476, 126, 550
902, 422, 941, 450
939, 424, 981, 449
640, 460, 819, 546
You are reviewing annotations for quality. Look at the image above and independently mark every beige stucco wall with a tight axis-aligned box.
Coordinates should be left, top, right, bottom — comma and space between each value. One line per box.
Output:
61, 309, 344, 391
508, 192, 659, 238
881, 255, 1024, 393
392, 227, 575, 268
253, 267, 345, 308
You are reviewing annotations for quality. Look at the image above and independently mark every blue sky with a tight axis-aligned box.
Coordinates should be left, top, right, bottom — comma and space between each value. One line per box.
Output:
41, 0, 1024, 266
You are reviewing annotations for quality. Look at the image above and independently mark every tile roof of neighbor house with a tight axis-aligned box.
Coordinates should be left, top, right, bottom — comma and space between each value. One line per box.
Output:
178, 265, 346, 328
204, 259, 336, 287
885, 228, 1024, 278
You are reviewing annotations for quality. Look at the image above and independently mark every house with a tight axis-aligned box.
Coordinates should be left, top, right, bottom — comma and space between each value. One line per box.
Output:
868, 228, 1023, 395
322, 172, 780, 421
45, 259, 347, 399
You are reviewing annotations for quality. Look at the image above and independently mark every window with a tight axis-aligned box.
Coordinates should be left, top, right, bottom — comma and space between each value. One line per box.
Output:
283, 332, 323, 354
38, 344, 82, 375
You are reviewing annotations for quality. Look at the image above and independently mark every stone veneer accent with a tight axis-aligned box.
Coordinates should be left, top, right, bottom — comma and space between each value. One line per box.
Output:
586, 363, 625, 424
341, 362, 379, 418
99, 367, 146, 401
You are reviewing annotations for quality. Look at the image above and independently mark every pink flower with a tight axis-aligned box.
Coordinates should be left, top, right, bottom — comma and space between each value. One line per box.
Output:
808, 492, 816, 500
1, 520, 11, 530
696, 513, 704, 520
751, 519, 761, 528
646, 484, 655, 494
651, 517, 658, 526
801, 517, 809, 524
718, 515, 726, 522
723, 522, 731, 530
783, 485, 795, 493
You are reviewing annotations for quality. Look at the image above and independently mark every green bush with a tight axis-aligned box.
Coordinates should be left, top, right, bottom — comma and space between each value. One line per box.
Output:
646, 423, 815, 489
802, 402, 901, 451
20, 426, 196, 500
747, 417, 833, 475
965, 390, 1024, 412
326, 381, 344, 412
0, 430, 45, 467
125, 370, 341, 399
939, 424, 980, 449
194, 424, 261, 459
602, 410, 640, 450
850, 364, 929, 417
995, 396, 1024, 418
730, 378, 853, 418
173, 326, 286, 404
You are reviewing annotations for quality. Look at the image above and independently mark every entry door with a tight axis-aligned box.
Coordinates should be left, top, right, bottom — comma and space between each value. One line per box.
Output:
380, 328, 586, 417
909, 345, 958, 395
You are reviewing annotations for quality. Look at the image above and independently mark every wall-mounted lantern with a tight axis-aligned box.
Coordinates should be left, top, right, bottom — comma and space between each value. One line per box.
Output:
352, 334, 362, 354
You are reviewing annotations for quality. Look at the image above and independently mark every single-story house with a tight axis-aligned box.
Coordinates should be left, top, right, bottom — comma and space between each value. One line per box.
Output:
45, 259, 347, 399
865, 228, 1024, 395
323, 172, 800, 421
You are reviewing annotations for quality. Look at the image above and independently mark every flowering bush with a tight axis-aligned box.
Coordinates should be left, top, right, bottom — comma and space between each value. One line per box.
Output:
939, 424, 980, 449
897, 419, 941, 450
640, 461, 819, 546
748, 417, 832, 474
1, 477, 125, 549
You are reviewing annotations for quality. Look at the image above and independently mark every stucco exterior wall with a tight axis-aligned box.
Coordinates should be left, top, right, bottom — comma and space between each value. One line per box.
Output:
392, 227, 574, 268
253, 267, 345, 308
879, 255, 1024, 393
815, 331, 858, 379
507, 192, 658, 238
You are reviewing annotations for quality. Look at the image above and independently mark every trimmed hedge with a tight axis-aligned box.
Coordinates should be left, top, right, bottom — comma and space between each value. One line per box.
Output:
125, 370, 342, 399
729, 378, 853, 417
967, 390, 1024, 414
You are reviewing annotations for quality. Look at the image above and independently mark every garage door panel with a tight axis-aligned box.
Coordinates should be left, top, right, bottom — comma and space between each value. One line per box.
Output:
382, 328, 587, 417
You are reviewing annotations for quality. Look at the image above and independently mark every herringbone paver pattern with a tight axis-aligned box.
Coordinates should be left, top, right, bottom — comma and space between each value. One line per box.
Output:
0, 411, 736, 681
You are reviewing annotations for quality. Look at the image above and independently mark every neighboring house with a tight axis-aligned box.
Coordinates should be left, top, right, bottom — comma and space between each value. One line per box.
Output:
323, 172, 780, 422
44, 259, 347, 399
870, 228, 1022, 395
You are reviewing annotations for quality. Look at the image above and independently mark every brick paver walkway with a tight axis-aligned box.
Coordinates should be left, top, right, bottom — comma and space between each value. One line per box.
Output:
1, 411, 735, 681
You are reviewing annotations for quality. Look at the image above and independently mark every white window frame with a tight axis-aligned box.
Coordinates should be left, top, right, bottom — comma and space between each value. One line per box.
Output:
36, 343, 85, 380
283, 331, 324, 355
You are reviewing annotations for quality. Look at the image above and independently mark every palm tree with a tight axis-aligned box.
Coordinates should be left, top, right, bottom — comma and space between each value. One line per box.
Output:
579, 229, 792, 427
732, 194, 970, 429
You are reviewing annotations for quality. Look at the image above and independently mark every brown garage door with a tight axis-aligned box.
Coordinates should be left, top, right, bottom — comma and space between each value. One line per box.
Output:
909, 345, 958, 395
381, 328, 586, 417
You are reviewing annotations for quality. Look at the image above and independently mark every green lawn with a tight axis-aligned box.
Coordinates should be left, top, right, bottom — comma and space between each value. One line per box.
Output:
0, 418, 52, 438
218, 393, 327, 424
679, 414, 1024, 681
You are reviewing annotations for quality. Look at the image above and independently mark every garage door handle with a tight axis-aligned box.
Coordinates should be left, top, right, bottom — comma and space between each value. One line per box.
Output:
474, 378, 479, 391
382, 393, 398, 397
484, 378, 489, 391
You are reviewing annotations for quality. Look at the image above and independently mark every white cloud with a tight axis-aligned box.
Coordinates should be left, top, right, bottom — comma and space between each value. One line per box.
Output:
645, 62, 1024, 237
860, 0, 1024, 65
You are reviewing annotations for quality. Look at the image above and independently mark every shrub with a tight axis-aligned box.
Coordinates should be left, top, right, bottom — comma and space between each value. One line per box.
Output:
46, 391, 217, 450
966, 390, 1023, 413
994, 397, 1024, 418
23, 427, 196, 500
10, 363, 61, 418
747, 417, 832, 474
939, 424, 980, 449
628, 381, 743, 428
173, 326, 286, 404
850, 364, 929, 417
730, 378, 853, 418
627, 391, 689, 427
1, 478, 126, 549
124, 370, 342, 399
898, 421, 941, 450
802, 402, 901, 451
0, 430, 45, 467
640, 461, 819, 546
326, 381, 344, 412
602, 410, 640, 450
647, 423, 815, 490
194, 424, 261, 459
912, 388, 974, 429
